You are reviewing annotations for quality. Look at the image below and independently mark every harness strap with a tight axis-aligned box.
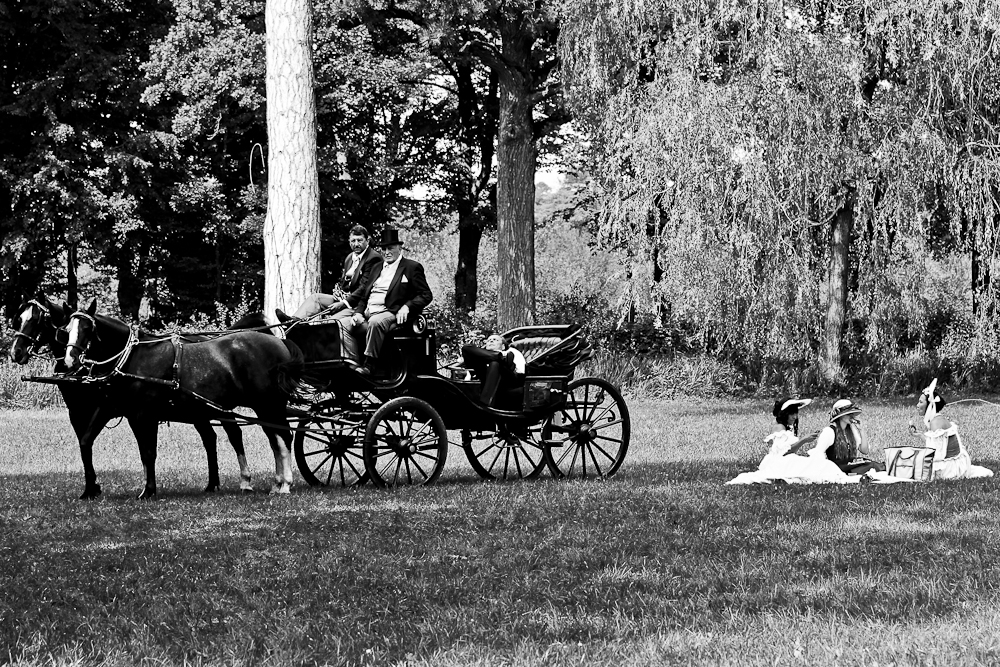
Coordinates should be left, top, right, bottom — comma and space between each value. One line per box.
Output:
172, 336, 183, 389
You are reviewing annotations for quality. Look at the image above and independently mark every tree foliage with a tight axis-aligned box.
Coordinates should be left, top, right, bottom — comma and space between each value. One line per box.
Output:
559, 0, 1000, 379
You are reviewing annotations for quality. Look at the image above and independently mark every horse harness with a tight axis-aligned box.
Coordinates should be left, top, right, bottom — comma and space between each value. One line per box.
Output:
65, 313, 231, 413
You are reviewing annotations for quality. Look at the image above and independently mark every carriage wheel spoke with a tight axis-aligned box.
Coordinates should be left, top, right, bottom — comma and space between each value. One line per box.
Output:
590, 416, 622, 431
410, 456, 429, 480
586, 443, 605, 477
590, 440, 617, 463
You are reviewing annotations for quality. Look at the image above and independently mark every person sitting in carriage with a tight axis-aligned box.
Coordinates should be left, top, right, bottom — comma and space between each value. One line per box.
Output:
343, 228, 432, 375
277, 224, 382, 322
461, 333, 526, 407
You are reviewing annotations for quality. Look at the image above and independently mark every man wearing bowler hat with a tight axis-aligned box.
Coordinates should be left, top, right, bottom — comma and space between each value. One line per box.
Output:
347, 228, 432, 375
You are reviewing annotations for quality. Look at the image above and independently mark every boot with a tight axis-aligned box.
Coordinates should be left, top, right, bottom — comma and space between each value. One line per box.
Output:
356, 355, 376, 376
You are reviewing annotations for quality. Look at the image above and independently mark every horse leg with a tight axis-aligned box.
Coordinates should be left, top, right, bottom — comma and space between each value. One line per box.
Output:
221, 422, 254, 493
193, 421, 221, 493
129, 417, 160, 499
260, 418, 292, 495
67, 402, 111, 500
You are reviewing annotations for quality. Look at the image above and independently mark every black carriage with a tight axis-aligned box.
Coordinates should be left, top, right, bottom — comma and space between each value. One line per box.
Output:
288, 319, 631, 488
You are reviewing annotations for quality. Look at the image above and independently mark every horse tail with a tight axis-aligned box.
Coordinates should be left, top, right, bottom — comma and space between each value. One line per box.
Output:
275, 339, 305, 395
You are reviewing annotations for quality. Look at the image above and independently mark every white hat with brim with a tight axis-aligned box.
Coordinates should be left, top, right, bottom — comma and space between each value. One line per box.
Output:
780, 398, 812, 412
830, 399, 862, 423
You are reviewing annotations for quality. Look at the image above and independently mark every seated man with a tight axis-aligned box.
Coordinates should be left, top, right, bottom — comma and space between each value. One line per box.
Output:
277, 224, 382, 322
348, 228, 432, 375
461, 333, 526, 407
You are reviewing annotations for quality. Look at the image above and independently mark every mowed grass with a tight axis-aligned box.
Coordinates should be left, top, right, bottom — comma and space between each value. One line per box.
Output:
2, 397, 1000, 666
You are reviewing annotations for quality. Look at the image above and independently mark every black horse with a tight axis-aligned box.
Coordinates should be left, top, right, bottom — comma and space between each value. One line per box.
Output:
9, 297, 280, 497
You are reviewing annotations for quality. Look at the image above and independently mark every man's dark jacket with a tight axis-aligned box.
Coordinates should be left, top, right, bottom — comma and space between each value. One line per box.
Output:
355, 257, 432, 317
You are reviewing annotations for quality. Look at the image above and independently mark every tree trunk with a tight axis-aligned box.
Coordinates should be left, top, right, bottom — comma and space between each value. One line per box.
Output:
451, 62, 496, 314
263, 0, 321, 323
821, 191, 854, 384
454, 207, 483, 312
116, 236, 145, 323
495, 31, 536, 330
971, 213, 994, 317
66, 242, 78, 309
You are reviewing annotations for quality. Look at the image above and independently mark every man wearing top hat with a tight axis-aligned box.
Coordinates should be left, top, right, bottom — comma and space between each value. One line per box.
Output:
346, 228, 432, 375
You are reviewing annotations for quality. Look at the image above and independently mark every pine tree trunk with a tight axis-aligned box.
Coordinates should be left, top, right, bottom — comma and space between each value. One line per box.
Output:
495, 34, 536, 331
821, 193, 854, 384
263, 0, 321, 322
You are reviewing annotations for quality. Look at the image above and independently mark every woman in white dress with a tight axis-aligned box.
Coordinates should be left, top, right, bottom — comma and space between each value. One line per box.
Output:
728, 397, 849, 484
909, 379, 993, 480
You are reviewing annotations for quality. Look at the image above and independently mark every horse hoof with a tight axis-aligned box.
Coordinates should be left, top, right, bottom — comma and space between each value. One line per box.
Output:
241, 486, 255, 494
137, 489, 157, 500
204, 485, 219, 493
268, 485, 291, 495
79, 484, 102, 500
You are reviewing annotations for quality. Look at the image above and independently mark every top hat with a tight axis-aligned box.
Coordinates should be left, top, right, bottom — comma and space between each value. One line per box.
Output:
829, 399, 862, 423
375, 228, 404, 248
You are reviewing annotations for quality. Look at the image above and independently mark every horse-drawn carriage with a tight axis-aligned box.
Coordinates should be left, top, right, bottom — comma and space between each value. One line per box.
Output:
284, 316, 631, 488
10, 297, 630, 495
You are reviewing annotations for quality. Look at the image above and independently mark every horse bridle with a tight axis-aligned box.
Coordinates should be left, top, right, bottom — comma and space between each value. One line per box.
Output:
64, 310, 100, 359
12, 300, 58, 357
65, 310, 138, 374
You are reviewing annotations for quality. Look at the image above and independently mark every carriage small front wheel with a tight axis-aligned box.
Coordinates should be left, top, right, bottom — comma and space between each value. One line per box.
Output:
363, 396, 448, 488
543, 377, 630, 479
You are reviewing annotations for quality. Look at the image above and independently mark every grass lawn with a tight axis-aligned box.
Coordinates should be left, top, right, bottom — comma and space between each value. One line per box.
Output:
2, 396, 1000, 666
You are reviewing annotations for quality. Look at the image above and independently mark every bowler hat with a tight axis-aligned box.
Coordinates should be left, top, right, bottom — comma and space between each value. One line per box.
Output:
375, 228, 404, 248
829, 399, 862, 423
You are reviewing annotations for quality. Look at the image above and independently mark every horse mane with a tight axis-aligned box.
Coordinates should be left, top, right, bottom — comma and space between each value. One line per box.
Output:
230, 311, 272, 332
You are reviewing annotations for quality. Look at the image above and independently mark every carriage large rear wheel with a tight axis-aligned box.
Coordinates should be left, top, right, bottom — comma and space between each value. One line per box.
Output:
293, 403, 370, 488
363, 396, 448, 488
543, 377, 630, 479
462, 428, 548, 481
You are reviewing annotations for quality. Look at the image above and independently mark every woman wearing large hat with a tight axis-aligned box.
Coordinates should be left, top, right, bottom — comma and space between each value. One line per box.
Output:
815, 399, 882, 474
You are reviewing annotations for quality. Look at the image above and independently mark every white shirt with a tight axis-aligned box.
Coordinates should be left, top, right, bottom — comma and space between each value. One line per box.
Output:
345, 252, 362, 280
507, 346, 526, 375
367, 254, 403, 315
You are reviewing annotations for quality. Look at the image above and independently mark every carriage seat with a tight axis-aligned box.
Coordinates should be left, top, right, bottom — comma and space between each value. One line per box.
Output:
510, 336, 563, 365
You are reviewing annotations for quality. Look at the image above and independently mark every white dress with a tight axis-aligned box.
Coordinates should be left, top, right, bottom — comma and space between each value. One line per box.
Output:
919, 422, 993, 480
727, 429, 850, 485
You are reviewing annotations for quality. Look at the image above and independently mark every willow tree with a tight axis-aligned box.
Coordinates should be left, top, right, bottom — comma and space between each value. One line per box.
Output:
560, 0, 1000, 384
264, 0, 322, 321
